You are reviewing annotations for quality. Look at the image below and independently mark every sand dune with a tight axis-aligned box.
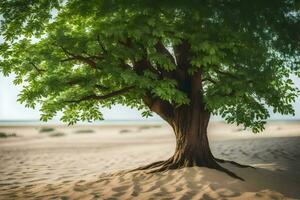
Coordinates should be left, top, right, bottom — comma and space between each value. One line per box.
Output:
0, 121, 300, 199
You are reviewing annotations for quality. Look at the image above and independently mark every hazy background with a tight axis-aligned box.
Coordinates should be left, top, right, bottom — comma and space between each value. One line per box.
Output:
1, 73, 299, 122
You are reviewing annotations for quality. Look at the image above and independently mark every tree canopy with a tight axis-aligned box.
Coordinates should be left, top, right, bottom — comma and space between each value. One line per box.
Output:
1, 0, 300, 132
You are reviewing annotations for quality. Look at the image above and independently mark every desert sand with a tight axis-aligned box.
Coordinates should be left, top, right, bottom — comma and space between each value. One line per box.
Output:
0, 121, 300, 200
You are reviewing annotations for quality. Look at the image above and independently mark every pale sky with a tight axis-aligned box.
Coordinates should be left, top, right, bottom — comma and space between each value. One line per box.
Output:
0, 74, 299, 121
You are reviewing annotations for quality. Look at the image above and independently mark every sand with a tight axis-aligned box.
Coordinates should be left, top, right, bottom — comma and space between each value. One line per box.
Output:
0, 121, 300, 199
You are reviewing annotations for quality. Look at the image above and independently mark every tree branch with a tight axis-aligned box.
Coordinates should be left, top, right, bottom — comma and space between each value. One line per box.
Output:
58, 46, 98, 69
143, 94, 174, 125
30, 62, 45, 73
97, 35, 107, 54
153, 40, 184, 80
173, 40, 191, 70
172, 40, 191, 84
214, 69, 239, 79
65, 86, 135, 103
95, 84, 110, 91
116, 38, 161, 76
213, 68, 254, 85
202, 77, 217, 84
154, 41, 176, 65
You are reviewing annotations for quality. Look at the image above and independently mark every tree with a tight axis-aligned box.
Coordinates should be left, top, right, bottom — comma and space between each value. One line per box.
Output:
1, 0, 300, 179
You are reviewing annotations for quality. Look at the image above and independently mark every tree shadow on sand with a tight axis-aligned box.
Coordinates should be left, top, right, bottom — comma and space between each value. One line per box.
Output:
58, 163, 299, 200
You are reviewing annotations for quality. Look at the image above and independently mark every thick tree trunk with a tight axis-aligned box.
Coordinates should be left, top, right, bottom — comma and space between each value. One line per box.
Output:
132, 103, 244, 180
170, 105, 217, 168
136, 72, 246, 180
167, 70, 217, 169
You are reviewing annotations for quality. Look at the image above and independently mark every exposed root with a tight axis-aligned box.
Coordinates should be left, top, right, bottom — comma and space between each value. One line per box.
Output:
128, 160, 166, 172
214, 157, 255, 169
147, 158, 176, 173
130, 157, 245, 181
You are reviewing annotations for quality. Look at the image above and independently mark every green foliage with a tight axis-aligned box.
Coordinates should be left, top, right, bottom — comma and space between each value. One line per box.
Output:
1, 0, 300, 132
141, 110, 153, 118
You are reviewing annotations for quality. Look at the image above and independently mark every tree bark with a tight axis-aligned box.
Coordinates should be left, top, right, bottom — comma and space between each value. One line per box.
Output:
170, 105, 217, 168
166, 70, 217, 168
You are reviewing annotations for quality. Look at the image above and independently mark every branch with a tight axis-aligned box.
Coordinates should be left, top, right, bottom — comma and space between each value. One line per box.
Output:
133, 58, 161, 76
202, 77, 217, 84
118, 38, 133, 48
154, 40, 184, 80
95, 84, 110, 91
30, 62, 45, 73
97, 35, 108, 54
213, 68, 254, 85
118, 60, 133, 70
65, 86, 135, 103
58, 46, 98, 69
214, 69, 239, 79
115, 38, 161, 76
173, 40, 191, 70
154, 41, 176, 65
172, 40, 191, 82
143, 95, 174, 124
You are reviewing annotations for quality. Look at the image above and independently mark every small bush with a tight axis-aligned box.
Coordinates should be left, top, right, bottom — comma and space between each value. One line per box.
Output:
75, 129, 94, 134
39, 127, 55, 133
119, 129, 131, 134
0, 132, 7, 138
139, 125, 162, 130
152, 125, 162, 128
0, 132, 17, 138
49, 132, 65, 137
139, 126, 151, 130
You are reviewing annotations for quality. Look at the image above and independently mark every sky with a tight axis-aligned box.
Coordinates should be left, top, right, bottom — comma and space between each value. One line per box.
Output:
0, 74, 299, 121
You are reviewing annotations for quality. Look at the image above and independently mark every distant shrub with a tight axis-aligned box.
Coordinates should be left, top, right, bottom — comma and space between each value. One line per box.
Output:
139, 125, 162, 130
0, 132, 17, 138
152, 125, 162, 128
119, 129, 131, 134
39, 127, 55, 133
49, 132, 65, 137
0, 132, 7, 138
75, 129, 94, 134
139, 126, 151, 130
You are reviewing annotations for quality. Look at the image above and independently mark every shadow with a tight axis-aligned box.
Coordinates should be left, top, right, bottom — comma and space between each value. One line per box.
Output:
74, 164, 300, 199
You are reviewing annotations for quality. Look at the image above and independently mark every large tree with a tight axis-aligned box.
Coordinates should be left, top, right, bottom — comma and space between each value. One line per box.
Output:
1, 0, 300, 179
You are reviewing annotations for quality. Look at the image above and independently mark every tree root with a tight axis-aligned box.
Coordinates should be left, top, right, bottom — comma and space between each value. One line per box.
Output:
128, 160, 166, 172
214, 157, 255, 169
130, 157, 245, 181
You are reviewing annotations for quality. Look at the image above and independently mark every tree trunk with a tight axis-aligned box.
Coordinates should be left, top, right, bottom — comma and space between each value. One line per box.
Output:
167, 70, 217, 169
170, 105, 217, 168
136, 72, 246, 180
132, 102, 244, 180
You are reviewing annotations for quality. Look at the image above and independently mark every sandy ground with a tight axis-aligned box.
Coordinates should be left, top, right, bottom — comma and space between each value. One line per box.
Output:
0, 121, 300, 200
